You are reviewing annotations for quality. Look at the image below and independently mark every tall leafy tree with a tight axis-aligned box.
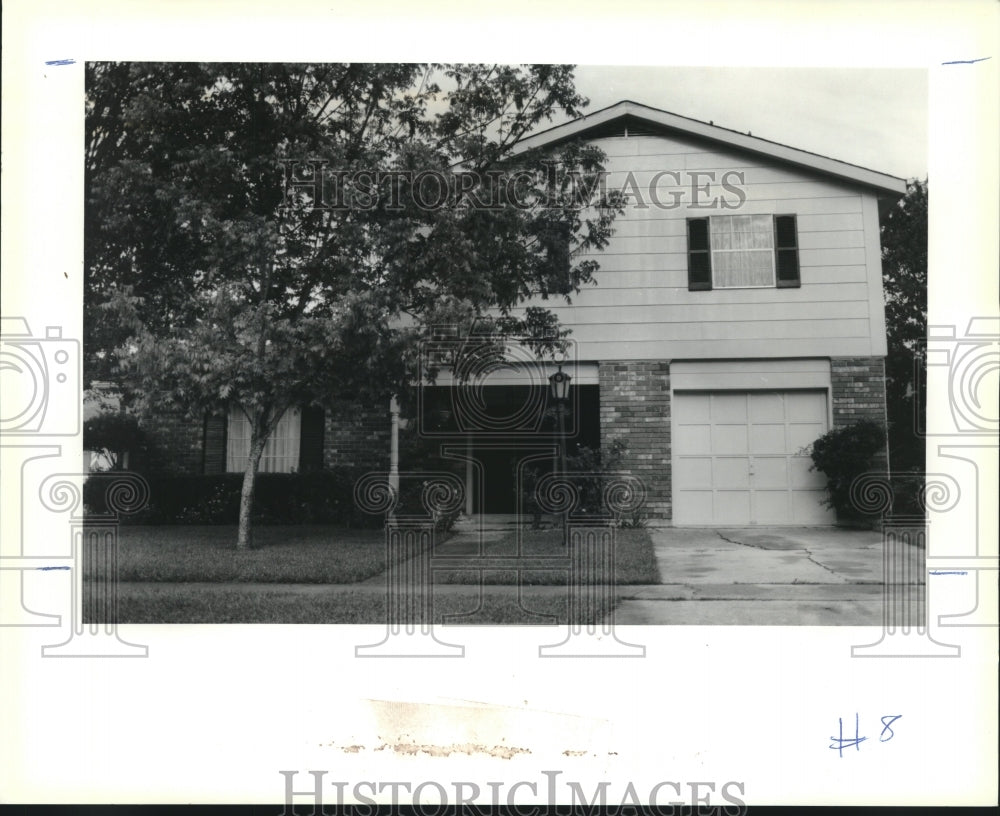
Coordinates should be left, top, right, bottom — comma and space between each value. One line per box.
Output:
85, 63, 622, 548
880, 178, 928, 473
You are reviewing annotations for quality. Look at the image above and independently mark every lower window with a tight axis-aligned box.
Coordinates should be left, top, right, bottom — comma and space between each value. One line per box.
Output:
226, 405, 301, 473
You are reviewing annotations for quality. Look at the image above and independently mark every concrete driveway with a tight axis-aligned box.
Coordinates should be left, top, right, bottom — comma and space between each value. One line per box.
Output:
611, 526, 923, 625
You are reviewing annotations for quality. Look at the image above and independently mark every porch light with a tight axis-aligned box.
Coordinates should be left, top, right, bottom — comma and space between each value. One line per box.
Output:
548, 362, 572, 541
548, 364, 572, 403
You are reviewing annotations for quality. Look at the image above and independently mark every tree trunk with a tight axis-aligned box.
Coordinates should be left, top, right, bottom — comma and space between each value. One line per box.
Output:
236, 419, 268, 550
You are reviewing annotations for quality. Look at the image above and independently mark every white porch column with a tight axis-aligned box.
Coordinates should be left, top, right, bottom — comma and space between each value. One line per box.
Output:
388, 396, 400, 497
465, 437, 474, 516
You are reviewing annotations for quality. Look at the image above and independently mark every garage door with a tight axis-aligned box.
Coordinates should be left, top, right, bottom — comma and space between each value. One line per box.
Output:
672, 390, 834, 525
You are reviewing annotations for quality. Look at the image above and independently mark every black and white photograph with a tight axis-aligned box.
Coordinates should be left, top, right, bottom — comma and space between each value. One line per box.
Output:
1, 0, 997, 810
79, 62, 928, 629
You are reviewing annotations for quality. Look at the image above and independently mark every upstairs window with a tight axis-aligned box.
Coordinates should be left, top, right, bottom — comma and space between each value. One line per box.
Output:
687, 214, 800, 290
710, 214, 775, 287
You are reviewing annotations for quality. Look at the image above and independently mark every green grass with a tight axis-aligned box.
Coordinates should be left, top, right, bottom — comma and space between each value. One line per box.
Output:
90, 523, 660, 623
105, 584, 588, 624
99, 525, 398, 584
432, 527, 661, 585
101, 525, 659, 586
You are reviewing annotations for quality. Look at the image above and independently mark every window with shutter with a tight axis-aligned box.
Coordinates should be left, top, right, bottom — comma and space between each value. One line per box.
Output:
686, 214, 800, 290
226, 405, 302, 473
202, 412, 227, 474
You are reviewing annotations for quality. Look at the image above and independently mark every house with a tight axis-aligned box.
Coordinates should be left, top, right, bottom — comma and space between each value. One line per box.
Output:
139, 100, 906, 526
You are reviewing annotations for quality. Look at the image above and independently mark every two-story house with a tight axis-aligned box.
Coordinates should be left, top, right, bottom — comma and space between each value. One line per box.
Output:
143, 100, 906, 526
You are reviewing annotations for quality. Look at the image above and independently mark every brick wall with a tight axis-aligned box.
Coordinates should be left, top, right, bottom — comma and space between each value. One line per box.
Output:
599, 360, 671, 520
323, 400, 390, 471
136, 409, 206, 475
831, 356, 890, 469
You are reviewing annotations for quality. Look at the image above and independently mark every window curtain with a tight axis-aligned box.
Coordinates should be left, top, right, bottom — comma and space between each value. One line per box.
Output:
226, 405, 301, 473
710, 214, 775, 287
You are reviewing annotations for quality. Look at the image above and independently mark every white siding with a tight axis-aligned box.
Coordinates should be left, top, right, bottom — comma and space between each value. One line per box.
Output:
671, 359, 832, 392
516, 131, 889, 361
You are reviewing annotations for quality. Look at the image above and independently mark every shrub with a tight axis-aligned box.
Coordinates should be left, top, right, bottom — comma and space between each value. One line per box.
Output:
393, 423, 466, 533
396, 479, 463, 533
564, 439, 627, 516
809, 420, 886, 520
82, 464, 464, 531
83, 412, 148, 471
520, 439, 632, 526
617, 511, 648, 529
83, 470, 382, 527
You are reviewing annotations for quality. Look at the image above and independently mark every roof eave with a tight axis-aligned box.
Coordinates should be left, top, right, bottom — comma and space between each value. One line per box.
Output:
510, 100, 908, 198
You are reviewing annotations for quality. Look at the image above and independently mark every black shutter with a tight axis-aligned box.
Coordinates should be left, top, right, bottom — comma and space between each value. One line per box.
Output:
202, 411, 227, 474
774, 214, 800, 288
299, 405, 325, 472
687, 218, 712, 290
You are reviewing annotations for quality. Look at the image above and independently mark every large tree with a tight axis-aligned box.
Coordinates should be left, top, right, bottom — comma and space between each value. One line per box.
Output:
880, 178, 928, 473
85, 63, 622, 548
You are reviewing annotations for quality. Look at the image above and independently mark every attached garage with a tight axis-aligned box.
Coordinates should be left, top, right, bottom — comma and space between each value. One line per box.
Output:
670, 360, 835, 526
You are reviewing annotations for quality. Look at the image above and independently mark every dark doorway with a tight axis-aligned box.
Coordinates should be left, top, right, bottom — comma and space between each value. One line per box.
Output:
421, 384, 600, 514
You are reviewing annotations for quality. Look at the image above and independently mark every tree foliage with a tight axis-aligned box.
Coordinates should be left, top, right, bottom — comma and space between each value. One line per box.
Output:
83, 412, 146, 471
880, 178, 928, 472
85, 62, 623, 547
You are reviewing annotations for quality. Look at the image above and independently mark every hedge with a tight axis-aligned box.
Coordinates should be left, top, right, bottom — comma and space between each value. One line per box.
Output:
82, 469, 464, 530
84, 471, 392, 527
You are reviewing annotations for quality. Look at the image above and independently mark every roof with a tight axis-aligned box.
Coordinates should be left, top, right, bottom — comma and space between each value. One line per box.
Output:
511, 100, 907, 197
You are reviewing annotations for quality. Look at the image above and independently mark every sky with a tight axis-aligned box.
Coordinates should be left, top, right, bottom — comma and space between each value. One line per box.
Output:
557, 66, 928, 181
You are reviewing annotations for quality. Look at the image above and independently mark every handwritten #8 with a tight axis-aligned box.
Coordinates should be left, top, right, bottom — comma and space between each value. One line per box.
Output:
830, 713, 902, 757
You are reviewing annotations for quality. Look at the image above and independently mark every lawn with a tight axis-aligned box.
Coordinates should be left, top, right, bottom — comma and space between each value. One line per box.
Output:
101, 524, 659, 586
431, 527, 661, 585
100, 525, 397, 584
108, 584, 586, 625
92, 523, 660, 624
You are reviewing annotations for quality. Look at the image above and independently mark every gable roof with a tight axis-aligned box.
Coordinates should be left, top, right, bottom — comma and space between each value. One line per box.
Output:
512, 100, 907, 197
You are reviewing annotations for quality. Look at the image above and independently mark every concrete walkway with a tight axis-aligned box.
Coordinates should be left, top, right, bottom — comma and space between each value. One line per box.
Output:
609, 526, 920, 625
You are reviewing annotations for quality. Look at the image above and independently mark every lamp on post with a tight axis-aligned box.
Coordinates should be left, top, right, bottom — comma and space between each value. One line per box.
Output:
548, 363, 572, 532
